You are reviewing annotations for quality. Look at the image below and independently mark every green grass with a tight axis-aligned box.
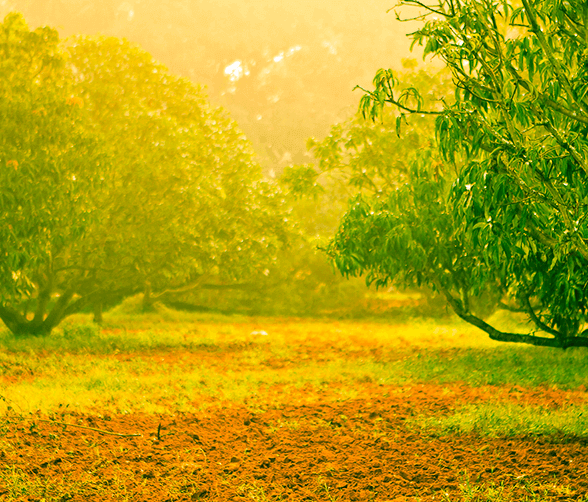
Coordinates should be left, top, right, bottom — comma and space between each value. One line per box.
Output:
410, 402, 588, 437
445, 471, 588, 502
0, 312, 587, 415
393, 345, 588, 389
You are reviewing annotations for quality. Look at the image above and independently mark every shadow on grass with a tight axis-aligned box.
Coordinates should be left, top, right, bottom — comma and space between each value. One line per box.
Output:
392, 345, 588, 389
0, 323, 262, 356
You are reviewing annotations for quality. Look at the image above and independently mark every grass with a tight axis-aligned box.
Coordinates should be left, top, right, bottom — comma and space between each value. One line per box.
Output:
1, 465, 119, 502
410, 402, 588, 437
1, 310, 587, 502
395, 345, 588, 389
0, 312, 587, 415
439, 472, 588, 502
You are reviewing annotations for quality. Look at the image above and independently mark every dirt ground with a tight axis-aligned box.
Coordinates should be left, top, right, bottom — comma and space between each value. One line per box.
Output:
2, 382, 588, 501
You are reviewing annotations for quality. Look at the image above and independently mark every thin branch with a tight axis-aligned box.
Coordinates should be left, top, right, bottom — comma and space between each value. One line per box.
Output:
497, 301, 527, 313
525, 223, 558, 249
354, 85, 443, 116
148, 273, 212, 301
521, 294, 561, 338
472, 1, 504, 69
395, 0, 450, 19
393, 9, 431, 23
536, 115, 588, 176
526, 152, 588, 261
504, 62, 588, 125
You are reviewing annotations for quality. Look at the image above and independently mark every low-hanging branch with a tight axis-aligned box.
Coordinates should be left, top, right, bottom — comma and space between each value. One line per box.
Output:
437, 281, 588, 349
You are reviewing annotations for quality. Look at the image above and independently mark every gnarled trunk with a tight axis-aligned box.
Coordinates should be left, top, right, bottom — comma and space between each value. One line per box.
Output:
0, 289, 76, 337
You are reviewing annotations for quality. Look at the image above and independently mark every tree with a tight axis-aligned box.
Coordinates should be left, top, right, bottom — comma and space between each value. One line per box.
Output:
0, 13, 110, 335
327, 0, 588, 348
307, 60, 450, 197
67, 36, 289, 312
0, 14, 289, 336
274, 63, 452, 316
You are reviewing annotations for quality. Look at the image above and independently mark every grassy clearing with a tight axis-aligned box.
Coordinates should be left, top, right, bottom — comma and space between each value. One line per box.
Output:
0, 312, 587, 416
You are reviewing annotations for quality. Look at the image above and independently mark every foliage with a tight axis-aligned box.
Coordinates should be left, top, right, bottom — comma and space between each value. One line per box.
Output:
0, 13, 289, 336
327, 0, 588, 348
289, 63, 453, 312
0, 13, 110, 335
0, 1, 425, 320
67, 36, 290, 302
309, 60, 449, 196
259, 63, 450, 319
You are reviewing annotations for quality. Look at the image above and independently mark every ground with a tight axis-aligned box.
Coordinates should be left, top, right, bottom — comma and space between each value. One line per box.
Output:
3, 383, 588, 501
1, 315, 587, 501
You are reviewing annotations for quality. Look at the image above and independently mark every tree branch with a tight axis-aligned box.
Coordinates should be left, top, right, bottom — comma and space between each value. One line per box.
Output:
504, 61, 588, 125
354, 85, 443, 117
435, 279, 588, 348
521, 294, 561, 338
394, 0, 449, 20
147, 273, 212, 301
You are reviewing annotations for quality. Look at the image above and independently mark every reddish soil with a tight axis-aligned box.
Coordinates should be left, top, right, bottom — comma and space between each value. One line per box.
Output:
2, 383, 588, 501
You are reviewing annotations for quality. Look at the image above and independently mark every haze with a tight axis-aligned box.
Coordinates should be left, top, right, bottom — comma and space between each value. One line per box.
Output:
0, 0, 420, 173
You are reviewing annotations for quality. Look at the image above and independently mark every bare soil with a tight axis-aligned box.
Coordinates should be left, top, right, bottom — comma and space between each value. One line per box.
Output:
2, 382, 588, 501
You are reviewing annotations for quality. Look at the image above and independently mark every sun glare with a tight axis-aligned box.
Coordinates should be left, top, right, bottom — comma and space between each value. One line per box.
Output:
224, 60, 249, 82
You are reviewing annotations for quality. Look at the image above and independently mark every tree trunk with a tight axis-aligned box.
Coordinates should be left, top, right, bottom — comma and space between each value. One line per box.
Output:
93, 301, 103, 324
0, 306, 52, 337
142, 281, 154, 312
0, 289, 75, 337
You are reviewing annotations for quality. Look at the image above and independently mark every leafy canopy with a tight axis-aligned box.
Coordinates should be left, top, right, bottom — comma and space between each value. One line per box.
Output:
0, 13, 289, 336
67, 35, 289, 294
327, 0, 588, 348
0, 13, 109, 335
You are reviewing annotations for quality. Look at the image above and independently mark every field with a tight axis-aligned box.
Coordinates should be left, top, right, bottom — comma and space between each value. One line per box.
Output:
1, 308, 588, 501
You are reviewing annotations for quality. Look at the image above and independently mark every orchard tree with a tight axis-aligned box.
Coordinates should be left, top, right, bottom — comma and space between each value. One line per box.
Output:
0, 13, 289, 336
327, 0, 588, 348
0, 13, 112, 335
67, 36, 289, 313
277, 63, 453, 316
